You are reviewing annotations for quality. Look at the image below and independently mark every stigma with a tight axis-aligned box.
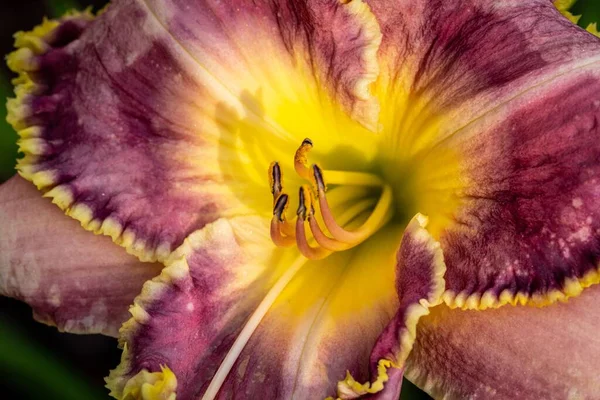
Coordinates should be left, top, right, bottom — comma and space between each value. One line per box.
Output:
268, 139, 393, 260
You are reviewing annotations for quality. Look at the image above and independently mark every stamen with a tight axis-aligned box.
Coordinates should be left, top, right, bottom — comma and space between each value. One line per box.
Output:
295, 186, 331, 260
273, 193, 296, 237
316, 169, 383, 187
294, 138, 313, 180
313, 164, 393, 244
267, 139, 394, 255
273, 193, 288, 221
296, 139, 382, 187
279, 218, 296, 237
269, 163, 296, 243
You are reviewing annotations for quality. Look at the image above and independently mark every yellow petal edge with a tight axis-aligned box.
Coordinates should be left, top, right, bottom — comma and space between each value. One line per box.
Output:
105, 219, 211, 398
442, 267, 600, 311
120, 365, 177, 400
5, 6, 175, 263
329, 214, 447, 399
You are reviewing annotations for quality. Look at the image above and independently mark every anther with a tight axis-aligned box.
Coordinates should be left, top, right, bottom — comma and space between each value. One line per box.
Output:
269, 162, 283, 198
296, 186, 309, 220
267, 139, 394, 256
312, 164, 326, 192
273, 194, 288, 221
294, 138, 314, 180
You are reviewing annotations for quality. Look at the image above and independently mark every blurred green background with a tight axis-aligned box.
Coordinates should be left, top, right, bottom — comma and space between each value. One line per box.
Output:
1, 0, 599, 399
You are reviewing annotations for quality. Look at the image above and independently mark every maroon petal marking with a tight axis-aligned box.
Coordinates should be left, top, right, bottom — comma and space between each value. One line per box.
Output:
439, 65, 600, 308
6, 0, 383, 263
145, 0, 383, 130
368, 0, 600, 151
107, 222, 402, 399
0, 176, 161, 337
7, 5, 242, 263
408, 284, 600, 399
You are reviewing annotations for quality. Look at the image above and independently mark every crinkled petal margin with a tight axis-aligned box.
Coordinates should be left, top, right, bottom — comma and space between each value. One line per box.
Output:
106, 216, 403, 399
5, 0, 384, 267
334, 214, 446, 399
106, 249, 187, 399
6, 7, 197, 263
437, 64, 600, 310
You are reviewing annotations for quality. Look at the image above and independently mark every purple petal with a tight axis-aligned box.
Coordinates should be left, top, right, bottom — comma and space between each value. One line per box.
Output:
409, 284, 600, 399
336, 214, 446, 399
366, 0, 600, 307
0, 176, 161, 336
369, 0, 600, 148
6, 0, 383, 264
107, 220, 403, 399
438, 64, 600, 308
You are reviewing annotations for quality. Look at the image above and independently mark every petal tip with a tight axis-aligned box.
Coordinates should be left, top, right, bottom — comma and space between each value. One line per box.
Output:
109, 253, 193, 397
123, 366, 177, 400
5, 9, 173, 264
336, 359, 394, 399
107, 358, 177, 400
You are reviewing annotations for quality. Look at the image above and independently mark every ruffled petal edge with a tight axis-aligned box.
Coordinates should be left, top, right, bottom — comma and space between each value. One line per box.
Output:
442, 267, 600, 310
334, 214, 446, 399
105, 251, 189, 398
5, 7, 176, 263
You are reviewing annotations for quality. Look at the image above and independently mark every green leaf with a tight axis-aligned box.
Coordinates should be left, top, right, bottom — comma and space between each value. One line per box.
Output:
571, 0, 600, 28
0, 77, 18, 183
44, 0, 82, 18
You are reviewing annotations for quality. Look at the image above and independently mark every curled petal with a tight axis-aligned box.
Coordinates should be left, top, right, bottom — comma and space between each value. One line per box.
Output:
408, 284, 600, 399
7, 0, 383, 263
0, 176, 161, 337
336, 214, 446, 399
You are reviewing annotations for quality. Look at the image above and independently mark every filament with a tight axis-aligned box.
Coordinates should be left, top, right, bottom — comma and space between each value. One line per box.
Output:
313, 164, 393, 244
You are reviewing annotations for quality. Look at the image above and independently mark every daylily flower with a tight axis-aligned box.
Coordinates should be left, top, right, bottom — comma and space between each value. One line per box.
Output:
2, 0, 600, 399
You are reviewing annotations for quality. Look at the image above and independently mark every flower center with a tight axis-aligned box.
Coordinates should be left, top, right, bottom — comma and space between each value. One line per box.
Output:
268, 139, 394, 259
